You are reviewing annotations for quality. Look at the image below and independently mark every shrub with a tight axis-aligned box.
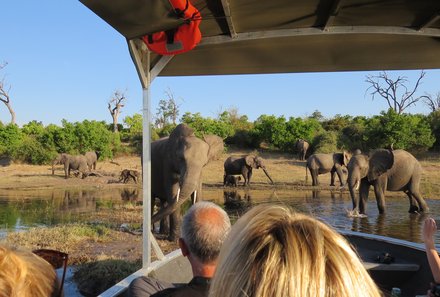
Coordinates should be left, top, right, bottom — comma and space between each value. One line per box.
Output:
12, 136, 56, 164
312, 131, 338, 153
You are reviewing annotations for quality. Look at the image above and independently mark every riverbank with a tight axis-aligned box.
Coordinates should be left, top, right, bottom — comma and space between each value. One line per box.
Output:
1, 149, 440, 296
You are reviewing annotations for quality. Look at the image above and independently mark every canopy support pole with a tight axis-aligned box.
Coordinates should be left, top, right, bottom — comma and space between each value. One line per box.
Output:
128, 39, 152, 268
128, 39, 175, 268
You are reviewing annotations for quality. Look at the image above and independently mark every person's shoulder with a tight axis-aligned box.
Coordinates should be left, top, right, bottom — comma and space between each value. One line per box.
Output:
151, 284, 207, 297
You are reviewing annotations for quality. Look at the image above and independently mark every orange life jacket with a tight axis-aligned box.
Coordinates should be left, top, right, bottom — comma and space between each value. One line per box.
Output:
143, 0, 202, 55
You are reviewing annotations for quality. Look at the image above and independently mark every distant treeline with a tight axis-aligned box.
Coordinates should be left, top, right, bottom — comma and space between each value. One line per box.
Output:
1, 108, 439, 165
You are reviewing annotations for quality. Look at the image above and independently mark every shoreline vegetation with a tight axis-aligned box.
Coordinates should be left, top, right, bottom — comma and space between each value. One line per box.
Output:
1, 149, 440, 295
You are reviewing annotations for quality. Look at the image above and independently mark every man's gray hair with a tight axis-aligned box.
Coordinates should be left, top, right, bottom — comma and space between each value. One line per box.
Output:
181, 201, 231, 263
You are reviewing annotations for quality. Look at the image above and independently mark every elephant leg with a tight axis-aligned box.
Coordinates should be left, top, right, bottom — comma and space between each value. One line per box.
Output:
223, 174, 227, 186
310, 169, 319, 186
373, 184, 386, 214
404, 190, 419, 213
330, 169, 336, 186
64, 164, 69, 179
247, 170, 253, 186
335, 166, 345, 187
359, 182, 370, 214
409, 189, 429, 213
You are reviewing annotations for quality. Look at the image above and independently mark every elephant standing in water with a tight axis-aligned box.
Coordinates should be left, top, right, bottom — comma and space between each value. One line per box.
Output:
306, 151, 350, 187
224, 155, 274, 186
295, 139, 309, 161
151, 124, 224, 241
346, 149, 429, 215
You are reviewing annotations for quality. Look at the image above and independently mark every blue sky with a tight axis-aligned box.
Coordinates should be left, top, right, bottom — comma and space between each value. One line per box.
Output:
2, 1, 440, 126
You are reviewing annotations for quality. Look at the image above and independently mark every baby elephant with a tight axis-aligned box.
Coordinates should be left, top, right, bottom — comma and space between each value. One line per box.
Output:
223, 175, 242, 187
119, 169, 139, 184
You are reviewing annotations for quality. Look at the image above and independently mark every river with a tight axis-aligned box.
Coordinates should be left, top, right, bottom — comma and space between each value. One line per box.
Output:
0, 187, 439, 245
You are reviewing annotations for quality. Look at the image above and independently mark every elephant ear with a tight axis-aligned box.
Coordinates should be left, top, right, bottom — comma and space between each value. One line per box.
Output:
203, 134, 224, 161
245, 155, 256, 168
367, 149, 394, 181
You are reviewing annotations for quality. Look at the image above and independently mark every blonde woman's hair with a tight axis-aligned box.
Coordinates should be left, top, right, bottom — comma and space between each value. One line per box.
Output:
0, 244, 57, 297
208, 204, 382, 297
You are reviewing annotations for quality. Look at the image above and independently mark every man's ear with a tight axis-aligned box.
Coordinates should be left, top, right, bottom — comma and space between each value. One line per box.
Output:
179, 238, 189, 257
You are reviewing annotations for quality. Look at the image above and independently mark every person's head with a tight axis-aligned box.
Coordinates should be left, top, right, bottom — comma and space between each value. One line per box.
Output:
180, 201, 231, 264
0, 244, 57, 297
209, 204, 382, 297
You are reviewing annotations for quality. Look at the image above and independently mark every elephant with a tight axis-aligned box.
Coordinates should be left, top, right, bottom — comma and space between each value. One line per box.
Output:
346, 149, 429, 215
295, 139, 309, 161
224, 155, 274, 186
150, 123, 224, 241
119, 169, 139, 184
306, 151, 350, 187
84, 151, 100, 171
52, 153, 68, 175
54, 153, 88, 179
223, 175, 241, 187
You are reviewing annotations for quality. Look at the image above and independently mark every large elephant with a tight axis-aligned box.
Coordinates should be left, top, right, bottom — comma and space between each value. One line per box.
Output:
306, 151, 350, 186
150, 124, 224, 241
84, 151, 100, 171
295, 139, 309, 161
53, 153, 88, 179
224, 155, 274, 186
346, 149, 429, 215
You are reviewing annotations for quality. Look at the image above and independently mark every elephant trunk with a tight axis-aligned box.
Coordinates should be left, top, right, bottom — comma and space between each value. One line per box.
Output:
262, 168, 274, 184
151, 181, 198, 224
52, 160, 58, 175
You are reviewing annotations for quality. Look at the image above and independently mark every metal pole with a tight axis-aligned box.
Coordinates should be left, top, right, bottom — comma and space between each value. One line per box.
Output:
142, 51, 151, 268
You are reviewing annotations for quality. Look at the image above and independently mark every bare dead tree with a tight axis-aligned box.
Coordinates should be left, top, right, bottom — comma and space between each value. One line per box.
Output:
423, 92, 440, 113
0, 62, 16, 125
108, 90, 126, 132
164, 88, 181, 125
365, 71, 428, 114
155, 88, 182, 128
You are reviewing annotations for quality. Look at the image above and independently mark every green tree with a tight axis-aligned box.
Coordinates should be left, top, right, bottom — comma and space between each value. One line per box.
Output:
312, 131, 338, 153
0, 124, 23, 156
365, 109, 434, 151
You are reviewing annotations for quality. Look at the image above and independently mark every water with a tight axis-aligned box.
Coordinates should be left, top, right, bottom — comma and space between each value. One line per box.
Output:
1, 187, 439, 245
0, 188, 139, 238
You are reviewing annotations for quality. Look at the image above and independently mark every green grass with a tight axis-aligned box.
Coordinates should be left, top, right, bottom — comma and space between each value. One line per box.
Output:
2, 223, 112, 254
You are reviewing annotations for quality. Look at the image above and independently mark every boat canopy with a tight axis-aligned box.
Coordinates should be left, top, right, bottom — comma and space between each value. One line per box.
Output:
81, 0, 440, 76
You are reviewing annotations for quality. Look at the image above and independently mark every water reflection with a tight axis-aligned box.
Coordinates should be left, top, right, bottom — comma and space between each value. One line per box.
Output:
0, 188, 139, 237
206, 188, 440, 245
0, 187, 439, 245
223, 190, 252, 220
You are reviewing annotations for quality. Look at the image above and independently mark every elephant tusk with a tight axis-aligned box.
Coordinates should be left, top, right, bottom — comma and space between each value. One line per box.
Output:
355, 180, 360, 191
176, 188, 181, 202
192, 191, 197, 204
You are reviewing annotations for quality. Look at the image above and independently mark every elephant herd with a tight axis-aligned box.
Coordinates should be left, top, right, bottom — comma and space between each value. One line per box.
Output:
51, 124, 429, 241
51, 151, 100, 179
305, 148, 429, 217
150, 124, 431, 240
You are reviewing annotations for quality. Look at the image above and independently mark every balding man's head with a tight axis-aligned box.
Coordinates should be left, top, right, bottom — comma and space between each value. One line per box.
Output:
181, 202, 231, 263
